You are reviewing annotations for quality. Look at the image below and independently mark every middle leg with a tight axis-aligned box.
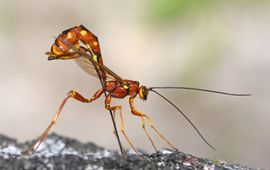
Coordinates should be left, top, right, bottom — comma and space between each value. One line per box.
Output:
105, 95, 139, 155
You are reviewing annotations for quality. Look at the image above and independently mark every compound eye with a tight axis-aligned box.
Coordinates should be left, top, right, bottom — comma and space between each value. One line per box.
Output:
142, 87, 148, 100
139, 86, 148, 100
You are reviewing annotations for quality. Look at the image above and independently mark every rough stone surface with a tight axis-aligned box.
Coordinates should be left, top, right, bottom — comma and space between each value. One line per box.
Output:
0, 133, 256, 170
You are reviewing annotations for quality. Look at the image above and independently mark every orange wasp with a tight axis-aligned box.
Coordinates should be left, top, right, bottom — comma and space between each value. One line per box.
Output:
26, 25, 250, 155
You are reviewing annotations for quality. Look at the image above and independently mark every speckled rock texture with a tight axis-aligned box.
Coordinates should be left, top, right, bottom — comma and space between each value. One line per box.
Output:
0, 133, 255, 170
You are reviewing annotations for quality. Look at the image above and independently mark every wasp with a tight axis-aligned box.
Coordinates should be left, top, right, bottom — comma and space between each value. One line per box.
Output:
26, 25, 250, 155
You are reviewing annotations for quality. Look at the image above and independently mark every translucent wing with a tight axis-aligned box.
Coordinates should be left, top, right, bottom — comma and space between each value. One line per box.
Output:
74, 57, 117, 81
54, 29, 123, 82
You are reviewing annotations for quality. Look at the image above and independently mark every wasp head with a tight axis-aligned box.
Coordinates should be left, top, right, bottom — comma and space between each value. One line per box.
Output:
138, 86, 149, 100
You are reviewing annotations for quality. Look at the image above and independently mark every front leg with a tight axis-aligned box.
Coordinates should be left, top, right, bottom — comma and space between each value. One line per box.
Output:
25, 89, 103, 154
129, 97, 178, 151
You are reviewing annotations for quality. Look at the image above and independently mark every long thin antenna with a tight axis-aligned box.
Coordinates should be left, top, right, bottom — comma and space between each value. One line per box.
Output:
149, 89, 216, 151
149, 87, 251, 96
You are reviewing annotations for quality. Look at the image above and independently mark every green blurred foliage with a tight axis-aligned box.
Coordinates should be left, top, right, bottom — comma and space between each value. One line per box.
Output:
180, 37, 223, 84
146, 0, 220, 23
0, 1, 15, 34
144, 0, 228, 84
145, 0, 270, 24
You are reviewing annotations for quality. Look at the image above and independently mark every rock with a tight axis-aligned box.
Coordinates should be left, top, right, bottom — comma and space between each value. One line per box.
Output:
0, 133, 254, 170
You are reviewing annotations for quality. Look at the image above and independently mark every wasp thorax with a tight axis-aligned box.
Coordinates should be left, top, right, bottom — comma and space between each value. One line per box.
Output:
139, 86, 149, 100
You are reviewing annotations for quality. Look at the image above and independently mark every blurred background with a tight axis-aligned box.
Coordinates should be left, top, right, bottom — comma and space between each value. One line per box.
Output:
0, 0, 269, 168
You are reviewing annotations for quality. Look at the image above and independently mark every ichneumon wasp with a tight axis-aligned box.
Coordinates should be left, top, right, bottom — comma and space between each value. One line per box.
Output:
26, 25, 250, 155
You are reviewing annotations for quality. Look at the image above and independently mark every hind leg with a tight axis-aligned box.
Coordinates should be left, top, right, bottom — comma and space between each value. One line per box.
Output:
25, 89, 103, 154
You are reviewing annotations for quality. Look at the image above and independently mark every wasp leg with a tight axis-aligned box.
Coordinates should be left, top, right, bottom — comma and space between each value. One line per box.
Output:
129, 97, 178, 151
105, 95, 139, 155
25, 89, 103, 154
111, 108, 118, 137
129, 97, 157, 151
141, 116, 157, 152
